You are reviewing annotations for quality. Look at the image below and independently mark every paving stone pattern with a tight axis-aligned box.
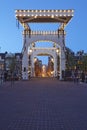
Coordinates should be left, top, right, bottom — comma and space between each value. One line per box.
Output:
0, 78, 87, 130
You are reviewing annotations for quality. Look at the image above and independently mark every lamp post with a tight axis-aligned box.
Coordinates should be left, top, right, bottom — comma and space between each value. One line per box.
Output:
34, 57, 38, 77
56, 48, 60, 79
28, 49, 32, 79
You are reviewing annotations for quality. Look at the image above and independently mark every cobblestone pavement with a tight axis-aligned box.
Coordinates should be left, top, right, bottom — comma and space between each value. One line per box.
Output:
0, 78, 87, 130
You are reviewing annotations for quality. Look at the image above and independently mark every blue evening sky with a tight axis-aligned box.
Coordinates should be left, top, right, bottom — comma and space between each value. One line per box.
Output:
0, 0, 87, 54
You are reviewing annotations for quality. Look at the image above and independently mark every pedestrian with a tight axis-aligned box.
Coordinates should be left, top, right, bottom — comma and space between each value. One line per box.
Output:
85, 72, 87, 83
57, 71, 60, 80
4, 71, 7, 82
81, 71, 85, 82
11, 72, 14, 87
0, 74, 3, 86
74, 70, 79, 84
71, 70, 75, 82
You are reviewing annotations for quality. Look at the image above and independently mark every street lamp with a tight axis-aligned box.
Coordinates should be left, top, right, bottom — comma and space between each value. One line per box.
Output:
34, 57, 37, 63
56, 48, 60, 79
56, 48, 60, 53
51, 58, 54, 63
29, 49, 32, 54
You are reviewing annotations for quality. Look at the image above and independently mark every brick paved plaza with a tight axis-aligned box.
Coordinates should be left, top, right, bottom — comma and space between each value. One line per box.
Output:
0, 78, 87, 130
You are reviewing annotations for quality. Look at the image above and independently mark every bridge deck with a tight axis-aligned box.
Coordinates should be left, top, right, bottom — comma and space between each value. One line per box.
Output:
0, 79, 87, 130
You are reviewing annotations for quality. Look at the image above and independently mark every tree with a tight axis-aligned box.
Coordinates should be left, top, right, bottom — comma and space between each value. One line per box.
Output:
65, 47, 75, 70
76, 51, 87, 72
81, 53, 87, 71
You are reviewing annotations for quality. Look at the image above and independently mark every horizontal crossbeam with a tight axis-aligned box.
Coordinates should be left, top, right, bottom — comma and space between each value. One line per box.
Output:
15, 9, 74, 29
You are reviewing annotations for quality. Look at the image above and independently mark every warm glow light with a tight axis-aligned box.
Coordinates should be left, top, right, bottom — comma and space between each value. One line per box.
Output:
68, 10, 70, 12
35, 15, 37, 18
35, 10, 38, 12
56, 49, 60, 53
29, 49, 32, 53
51, 58, 54, 62
51, 71, 54, 75
48, 14, 50, 16
64, 10, 66, 12
40, 10, 42, 12
63, 14, 66, 16
34, 57, 37, 62
51, 15, 54, 18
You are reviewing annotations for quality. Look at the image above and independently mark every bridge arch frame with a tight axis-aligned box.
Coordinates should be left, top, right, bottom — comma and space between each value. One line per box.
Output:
15, 9, 74, 80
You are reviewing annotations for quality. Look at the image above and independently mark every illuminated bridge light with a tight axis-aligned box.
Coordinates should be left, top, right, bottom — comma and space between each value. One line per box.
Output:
63, 14, 66, 16
39, 10, 42, 12
63, 10, 66, 12
51, 10, 54, 12
39, 14, 42, 16
60, 10, 62, 12
35, 10, 38, 12
68, 10, 70, 12
43, 14, 46, 16
47, 14, 50, 16
23, 14, 26, 16
35, 15, 37, 18
51, 15, 54, 18
59, 14, 62, 16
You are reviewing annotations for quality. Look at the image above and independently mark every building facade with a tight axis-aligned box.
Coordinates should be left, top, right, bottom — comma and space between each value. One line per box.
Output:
0, 52, 22, 80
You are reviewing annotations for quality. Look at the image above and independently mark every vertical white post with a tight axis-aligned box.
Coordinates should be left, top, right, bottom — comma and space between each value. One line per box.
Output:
54, 54, 57, 77
60, 48, 65, 80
